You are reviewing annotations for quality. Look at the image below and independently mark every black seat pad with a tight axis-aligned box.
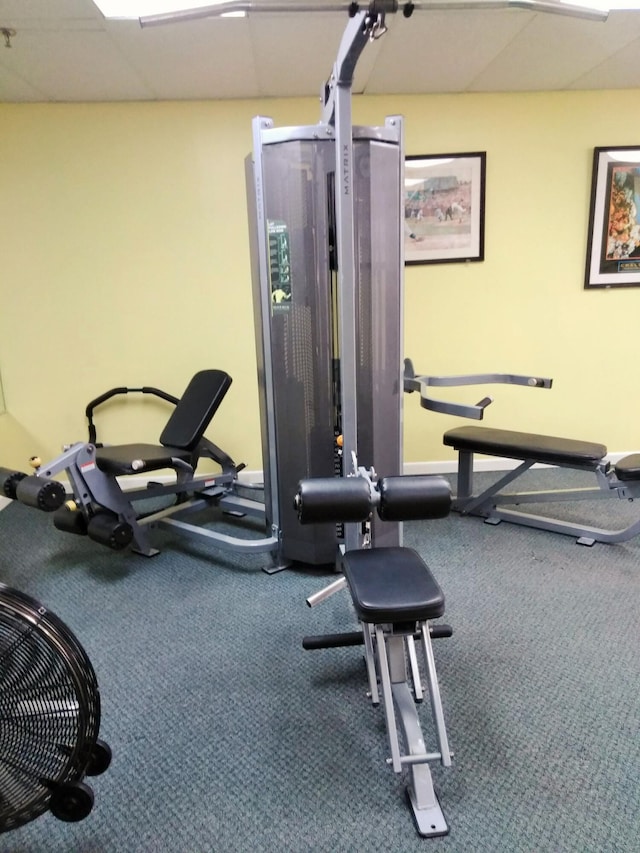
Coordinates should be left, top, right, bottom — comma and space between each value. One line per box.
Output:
342, 547, 444, 624
95, 444, 192, 476
614, 454, 640, 482
444, 426, 606, 467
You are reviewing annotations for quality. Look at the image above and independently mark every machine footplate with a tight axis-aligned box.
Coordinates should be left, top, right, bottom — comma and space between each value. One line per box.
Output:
407, 787, 449, 838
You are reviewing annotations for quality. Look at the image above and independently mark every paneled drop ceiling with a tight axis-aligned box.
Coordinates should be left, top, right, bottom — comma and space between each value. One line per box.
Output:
1, 0, 640, 102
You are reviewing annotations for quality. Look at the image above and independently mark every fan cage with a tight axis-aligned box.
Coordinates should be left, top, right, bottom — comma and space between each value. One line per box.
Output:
0, 585, 101, 832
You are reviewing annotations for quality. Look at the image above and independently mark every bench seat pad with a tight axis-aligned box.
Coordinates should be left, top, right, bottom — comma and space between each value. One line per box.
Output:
614, 454, 640, 482
444, 426, 607, 467
342, 547, 444, 624
96, 444, 192, 475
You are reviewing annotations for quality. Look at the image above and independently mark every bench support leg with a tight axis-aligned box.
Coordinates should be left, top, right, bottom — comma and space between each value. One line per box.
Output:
456, 449, 474, 499
455, 458, 535, 515
393, 683, 449, 836
373, 623, 450, 838
407, 635, 423, 702
421, 622, 451, 766
362, 623, 380, 705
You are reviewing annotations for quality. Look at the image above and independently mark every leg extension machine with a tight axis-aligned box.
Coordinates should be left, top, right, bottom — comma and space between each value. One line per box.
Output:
295, 470, 453, 837
0, 370, 279, 561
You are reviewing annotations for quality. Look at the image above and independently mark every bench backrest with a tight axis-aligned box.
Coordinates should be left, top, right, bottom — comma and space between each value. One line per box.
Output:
160, 369, 232, 451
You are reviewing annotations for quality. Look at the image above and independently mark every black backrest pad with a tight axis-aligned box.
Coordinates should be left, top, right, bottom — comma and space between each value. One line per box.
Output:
160, 370, 232, 451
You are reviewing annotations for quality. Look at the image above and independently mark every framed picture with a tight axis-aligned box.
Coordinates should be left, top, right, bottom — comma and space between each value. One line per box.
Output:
404, 151, 486, 265
585, 146, 640, 289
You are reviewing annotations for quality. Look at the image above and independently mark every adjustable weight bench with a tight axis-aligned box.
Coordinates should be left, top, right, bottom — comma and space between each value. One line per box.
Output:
0, 370, 279, 562
403, 359, 640, 546
296, 471, 453, 837
444, 425, 640, 546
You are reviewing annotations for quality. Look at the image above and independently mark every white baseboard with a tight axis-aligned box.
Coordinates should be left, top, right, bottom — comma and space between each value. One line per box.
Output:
403, 459, 506, 475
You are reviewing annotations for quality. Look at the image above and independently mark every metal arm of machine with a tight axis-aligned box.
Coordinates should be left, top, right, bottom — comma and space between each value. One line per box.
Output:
139, 0, 607, 27
320, 6, 386, 127
403, 358, 553, 420
314, 6, 397, 549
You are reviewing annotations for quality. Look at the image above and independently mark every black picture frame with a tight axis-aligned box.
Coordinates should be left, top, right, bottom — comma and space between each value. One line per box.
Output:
404, 151, 486, 266
585, 146, 640, 289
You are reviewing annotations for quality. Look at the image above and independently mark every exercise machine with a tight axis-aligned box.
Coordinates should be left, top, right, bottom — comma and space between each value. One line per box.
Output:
405, 360, 640, 546
136, 0, 610, 838
0, 370, 279, 561
0, 584, 111, 831
245, 15, 403, 566
246, 2, 455, 836
444, 426, 640, 546
296, 464, 453, 838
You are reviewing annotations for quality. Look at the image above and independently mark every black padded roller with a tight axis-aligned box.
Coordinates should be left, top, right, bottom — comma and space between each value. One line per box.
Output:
87, 513, 133, 550
0, 467, 28, 500
295, 477, 372, 524
377, 475, 451, 521
15, 475, 66, 512
53, 503, 88, 536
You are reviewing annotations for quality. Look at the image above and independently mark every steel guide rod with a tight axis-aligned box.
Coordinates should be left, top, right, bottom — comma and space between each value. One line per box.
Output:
327, 11, 371, 551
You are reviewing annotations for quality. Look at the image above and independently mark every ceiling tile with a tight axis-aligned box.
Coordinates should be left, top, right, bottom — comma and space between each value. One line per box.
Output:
469, 10, 640, 92
249, 12, 350, 98
0, 27, 152, 101
0, 0, 101, 23
365, 9, 533, 94
570, 31, 640, 89
107, 17, 258, 100
0, 61, 47, 100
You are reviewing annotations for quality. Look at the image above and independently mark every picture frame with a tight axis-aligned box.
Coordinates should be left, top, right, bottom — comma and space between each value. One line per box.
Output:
404, 151, 486, 266
585, 146, 640, 289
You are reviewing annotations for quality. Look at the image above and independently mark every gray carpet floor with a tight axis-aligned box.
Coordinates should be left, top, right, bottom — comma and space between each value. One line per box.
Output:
0, 468, 638, 852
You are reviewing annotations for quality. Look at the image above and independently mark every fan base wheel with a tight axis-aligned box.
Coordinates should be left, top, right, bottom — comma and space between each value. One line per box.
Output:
50, 781, 94, 823
86, 739, 112, 777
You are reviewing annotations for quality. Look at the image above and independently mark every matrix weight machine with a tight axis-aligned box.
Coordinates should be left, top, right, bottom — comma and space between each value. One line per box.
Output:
246, 10, 404, 567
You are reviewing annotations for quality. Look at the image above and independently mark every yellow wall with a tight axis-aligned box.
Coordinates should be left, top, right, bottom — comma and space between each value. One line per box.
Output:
1, 90, 640, 474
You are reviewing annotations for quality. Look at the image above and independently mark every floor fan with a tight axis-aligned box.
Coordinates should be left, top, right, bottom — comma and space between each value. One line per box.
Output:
0, 584, 111, 832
